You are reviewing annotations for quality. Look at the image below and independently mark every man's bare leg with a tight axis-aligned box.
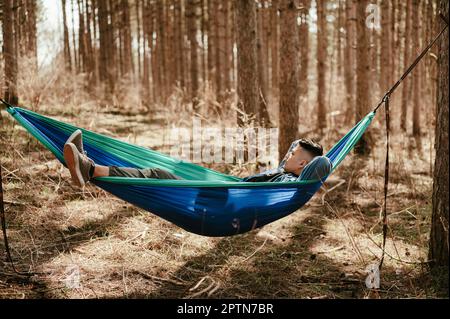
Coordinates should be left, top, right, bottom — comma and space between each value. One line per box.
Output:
93, 165, 109, 177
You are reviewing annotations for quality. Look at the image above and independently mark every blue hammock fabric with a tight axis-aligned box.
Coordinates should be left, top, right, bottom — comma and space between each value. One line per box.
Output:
6, 106, 375, 236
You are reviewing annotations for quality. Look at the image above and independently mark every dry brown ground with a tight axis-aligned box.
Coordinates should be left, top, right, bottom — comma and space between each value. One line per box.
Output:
0, 102, 448, 299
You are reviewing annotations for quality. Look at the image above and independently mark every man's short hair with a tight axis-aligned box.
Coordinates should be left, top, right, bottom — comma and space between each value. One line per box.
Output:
298, 138, 323, 157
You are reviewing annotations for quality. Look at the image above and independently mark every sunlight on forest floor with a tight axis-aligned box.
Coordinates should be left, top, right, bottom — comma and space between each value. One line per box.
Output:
0, 103, 447, 299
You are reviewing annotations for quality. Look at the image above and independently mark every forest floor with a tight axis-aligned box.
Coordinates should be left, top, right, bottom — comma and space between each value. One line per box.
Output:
0, 103, 448, 299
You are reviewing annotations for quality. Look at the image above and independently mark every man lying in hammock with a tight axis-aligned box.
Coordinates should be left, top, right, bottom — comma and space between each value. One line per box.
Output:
63, 130, 332, 187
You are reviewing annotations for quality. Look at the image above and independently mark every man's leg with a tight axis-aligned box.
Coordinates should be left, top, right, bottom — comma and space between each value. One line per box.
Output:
106, 166, 183, 179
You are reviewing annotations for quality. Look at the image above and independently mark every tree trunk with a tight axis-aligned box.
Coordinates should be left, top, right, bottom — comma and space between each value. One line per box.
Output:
428, 0, 449, 268
71, 0, 79, 72
257, 2, 271, 127
187, 0, 200, 109
354, 0, 372, 155
2, 0, 19, 105
142, 0, 151, 103
214, 0, 222, 99
336, 0, 343, 78
174, 0, 185, 88
429, 0, 449, 267
400, 0, 412, 132
206, 0, 215, 88
390, 0, 398, 81
77, 0, 86, 73
235, 0, 258, 126
136, 0, 142, 81
121, 0, 133, 76
62, 0, 72, 71
412, 0, 421, 144
270, 0, 279, 99
26, 0, 37, 65
316, 0, 327, 132
379, 0, 391, 93
278, 0, 299, 161
298, 0, 310, 98
223, 0, 232, 94
84, 0, 96, 84
344, 0, 355, 124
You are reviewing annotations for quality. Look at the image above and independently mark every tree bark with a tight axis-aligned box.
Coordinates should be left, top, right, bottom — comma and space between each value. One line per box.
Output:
278, 0, 299, 161
62, 0, 72, 71
316, 0, 327, 132
344, 0, 355, 124
379, 0, 391, 93
429, 0, 449, 267
2, 0, 19, 105
121, 0, 133, 76
25, 0, 37, 65
257, 2, 271, 127
71, 0, 79, 72
187, 0, 200, 109
400, 0, 412, 132
235, 0, 259, 126
298, 0, 310, 98
354, 0, 372, 155
412, 0, 421, 143
206, 0, 215, 88
136, 0, 142, 81
270, 0, 279, 99
214, 0, 222, 98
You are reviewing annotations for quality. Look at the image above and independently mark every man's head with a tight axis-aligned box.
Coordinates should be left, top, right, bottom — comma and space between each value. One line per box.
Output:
283, 138, 323, 176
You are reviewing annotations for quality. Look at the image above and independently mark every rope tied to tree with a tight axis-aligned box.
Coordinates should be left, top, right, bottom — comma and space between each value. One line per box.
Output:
379, 94, 390, 269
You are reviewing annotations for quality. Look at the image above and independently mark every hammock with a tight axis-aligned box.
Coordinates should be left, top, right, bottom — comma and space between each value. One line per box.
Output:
4, 105, 374, 236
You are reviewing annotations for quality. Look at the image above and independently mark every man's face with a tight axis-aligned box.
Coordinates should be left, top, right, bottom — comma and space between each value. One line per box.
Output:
283, 146, 314, 176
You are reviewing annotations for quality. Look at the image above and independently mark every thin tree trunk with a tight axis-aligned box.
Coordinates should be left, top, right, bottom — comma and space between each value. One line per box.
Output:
77, 0, 86, 73
142, 0, 151, 103
355, 0, 372, 155
429, 0, 449, 267
71, 0, 79, 72
336, 0, 343, 78
206, 0, 215, 89
201, 0, 207, 89
84, 0, 95, 83
62, 0, 72, 71
214, 0, 222, 99
278, 0, 299, 161
400, 0, 412, 131
223, 0, 231, 94
175, 0, 185, 88
412, 0, 421, 144
136, 0, 142, 81
235, 0, 258, 126
379, 0, 391, 92
271, 0, 279, 99
298, 0, 310, 108
26, 0, 37, 65
121, 0, 133, 76
390, 0, 397, 81
157, 0, 167, 99
344, 0, 355, 124
316, 0, 327, 132
2, 0, 18, 105
187, 0, 200, 109
257, 1, 271, 127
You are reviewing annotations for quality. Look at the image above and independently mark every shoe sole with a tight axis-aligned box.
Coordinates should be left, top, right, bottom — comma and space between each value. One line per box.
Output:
64, 143, 85, 187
